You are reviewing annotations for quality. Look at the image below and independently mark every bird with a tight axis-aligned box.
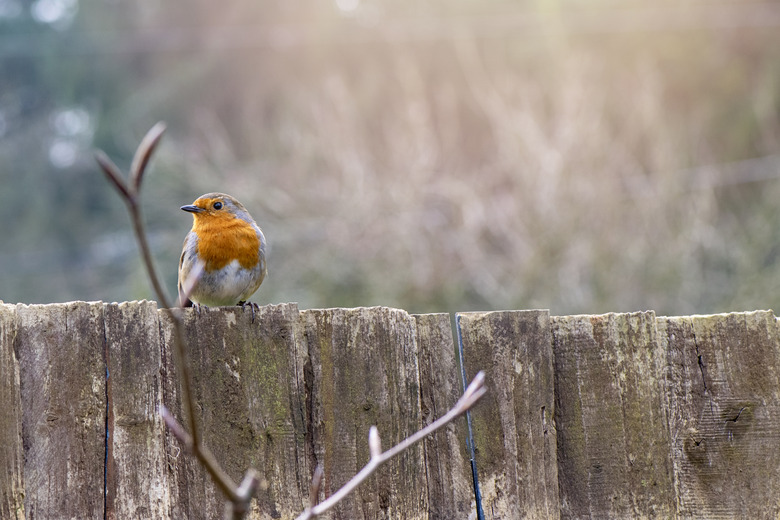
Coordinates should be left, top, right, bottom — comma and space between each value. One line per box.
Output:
177, 192, 267, 316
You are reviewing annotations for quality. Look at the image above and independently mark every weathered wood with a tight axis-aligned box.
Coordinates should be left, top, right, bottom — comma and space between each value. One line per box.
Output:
458, 310, 559, 519
552, 312, 675, 519
16, 302, 107, 519
105, 300, 171, 518
413, 313, 473, 518
659, 310, 780, 519
0, 304, 24, 519
161, 302, 309, 519
8, 302, 780, 519
302, 307, 427, 519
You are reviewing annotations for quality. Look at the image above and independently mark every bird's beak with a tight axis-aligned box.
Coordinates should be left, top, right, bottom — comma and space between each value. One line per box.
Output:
181, 204, 205, 214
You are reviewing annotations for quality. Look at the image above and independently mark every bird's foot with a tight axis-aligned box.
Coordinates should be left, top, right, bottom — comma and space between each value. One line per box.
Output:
192, 302, 209, 316
238, 301, 260, 322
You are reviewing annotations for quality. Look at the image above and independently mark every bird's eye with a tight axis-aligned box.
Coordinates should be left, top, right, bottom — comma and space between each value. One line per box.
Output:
213, 201, 223, 210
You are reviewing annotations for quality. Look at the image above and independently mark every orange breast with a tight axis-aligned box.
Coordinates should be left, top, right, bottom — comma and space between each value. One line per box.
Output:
192, 216, 260, 271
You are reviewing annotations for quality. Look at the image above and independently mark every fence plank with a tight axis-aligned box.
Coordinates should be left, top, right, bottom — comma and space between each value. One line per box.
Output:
458, 310, 559, 519
161, 302, 309, 519
16, 302, 107, 519
0, 304, 24, 519
414, 313, 473, 518
302, 307, 427, 519
659, 310, 780, 519
105, 300, 172, 519
552, 312, 675, 519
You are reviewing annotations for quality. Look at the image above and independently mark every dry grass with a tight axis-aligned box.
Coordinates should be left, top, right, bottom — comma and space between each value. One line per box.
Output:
141, 8, 780, 315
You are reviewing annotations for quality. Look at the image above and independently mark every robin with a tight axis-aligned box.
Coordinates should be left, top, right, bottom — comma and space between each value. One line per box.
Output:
177, 192, 267, 314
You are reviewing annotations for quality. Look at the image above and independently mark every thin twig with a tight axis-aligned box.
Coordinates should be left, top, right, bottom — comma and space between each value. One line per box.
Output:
295, 371, 487, 520
159, 403, 240, 501
130, 121, 166, 192
95, 151, 131, 200
159, 405, 189, 444
95, 130, 171, 308
308, 465, 324, 510
96, 123, 248, 511
226, 470, 261, 520
128, 195, 172, 308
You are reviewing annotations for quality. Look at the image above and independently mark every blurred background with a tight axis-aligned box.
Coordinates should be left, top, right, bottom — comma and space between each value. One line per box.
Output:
2, 0, 780, 316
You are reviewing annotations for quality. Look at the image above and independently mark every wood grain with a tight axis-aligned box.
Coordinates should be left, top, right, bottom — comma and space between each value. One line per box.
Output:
414, 313, 473, 518
105, 300, 171, 519
660, 310, 780, 519
552, 311, 675, 519
6, 303, 780, 518
459, 310, 560, 519
16, 302, 107, 519
161, 302, 309, 519
302, 307, 427, 519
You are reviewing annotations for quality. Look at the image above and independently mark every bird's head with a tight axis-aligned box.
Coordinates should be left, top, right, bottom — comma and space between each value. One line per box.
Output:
181, 192, 255, 225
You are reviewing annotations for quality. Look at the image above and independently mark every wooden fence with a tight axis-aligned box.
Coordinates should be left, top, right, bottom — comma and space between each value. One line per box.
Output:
2, 302, 780, 519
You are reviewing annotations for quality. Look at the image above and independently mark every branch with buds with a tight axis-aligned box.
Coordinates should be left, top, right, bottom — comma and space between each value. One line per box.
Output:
96, 122, 487, 519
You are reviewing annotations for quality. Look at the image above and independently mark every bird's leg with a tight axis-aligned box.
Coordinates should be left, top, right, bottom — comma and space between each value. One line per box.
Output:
237, 301, 259, 323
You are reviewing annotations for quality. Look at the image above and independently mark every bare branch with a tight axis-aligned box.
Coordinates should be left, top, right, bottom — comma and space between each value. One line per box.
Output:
95, 151, 132, 201
236, 469, 261, 500
297, 465, 324, 520
162, 313, 244, 502
96, 125, 172, 308
296, 370, 487, 520
368, 426, 382, 459
225, 469, 262, 520
160, 395, 240, 502
130, 121, 167, 192
309, 466, 324, 510
160, 405, 192, 448
129, 203, 172, 308
97, 124, 248, 514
